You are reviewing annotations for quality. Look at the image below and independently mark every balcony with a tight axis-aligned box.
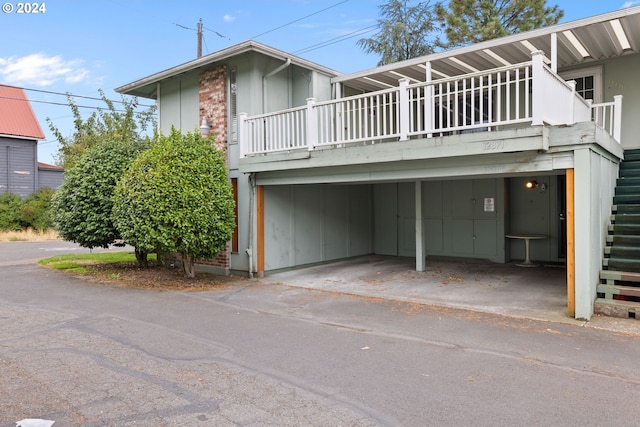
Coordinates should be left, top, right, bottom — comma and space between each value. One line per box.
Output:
239, 52, 622, 166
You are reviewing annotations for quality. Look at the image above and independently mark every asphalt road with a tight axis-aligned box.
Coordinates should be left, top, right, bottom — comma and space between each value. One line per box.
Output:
2, 242, 640, 426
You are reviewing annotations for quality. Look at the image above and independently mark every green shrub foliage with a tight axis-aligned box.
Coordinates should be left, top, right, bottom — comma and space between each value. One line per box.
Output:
0, 192, 23, 231
20, 187, 56, 231
53, 139, 148, 249
112, 128, 235, 277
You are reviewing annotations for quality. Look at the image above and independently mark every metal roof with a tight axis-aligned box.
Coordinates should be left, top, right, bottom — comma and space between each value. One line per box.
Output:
0, 85, 45, 140
116, 40, 341, 99
334, 6, 640, 92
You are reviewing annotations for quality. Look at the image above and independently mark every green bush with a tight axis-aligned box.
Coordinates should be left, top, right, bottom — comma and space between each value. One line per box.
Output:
112, 127, 235, 277
53, 138, 148, 249
0, 192, 23, 231
20, 187, 56, 231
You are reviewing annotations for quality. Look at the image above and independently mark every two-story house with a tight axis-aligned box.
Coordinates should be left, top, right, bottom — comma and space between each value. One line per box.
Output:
0, 84, 64, 196
117, 6, 640, 320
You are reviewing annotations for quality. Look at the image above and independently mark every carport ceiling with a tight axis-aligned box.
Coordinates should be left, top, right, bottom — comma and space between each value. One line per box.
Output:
334, 6, 640, 92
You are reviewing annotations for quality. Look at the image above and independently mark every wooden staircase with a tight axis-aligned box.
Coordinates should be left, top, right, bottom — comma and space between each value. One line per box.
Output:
595, 149, 640, 318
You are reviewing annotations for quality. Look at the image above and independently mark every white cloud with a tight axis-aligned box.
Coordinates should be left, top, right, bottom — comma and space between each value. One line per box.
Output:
223, 13, 235, 23
623, 1, 640, 7
0, 53, 90, 87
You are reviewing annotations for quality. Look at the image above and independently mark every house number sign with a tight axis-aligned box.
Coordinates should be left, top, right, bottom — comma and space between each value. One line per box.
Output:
484, 198, 495, 212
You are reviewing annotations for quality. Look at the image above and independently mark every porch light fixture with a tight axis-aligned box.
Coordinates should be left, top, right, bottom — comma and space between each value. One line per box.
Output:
610, 19, 631, 51
199, 117, 211, 137
525, 180, 547, 191
562, 30, 590, 58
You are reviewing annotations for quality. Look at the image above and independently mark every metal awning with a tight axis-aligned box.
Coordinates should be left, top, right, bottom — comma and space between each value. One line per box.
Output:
334, 6, 640, 92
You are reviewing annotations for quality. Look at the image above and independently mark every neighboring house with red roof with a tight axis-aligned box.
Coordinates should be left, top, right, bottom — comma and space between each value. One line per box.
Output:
0, 84, 64, 196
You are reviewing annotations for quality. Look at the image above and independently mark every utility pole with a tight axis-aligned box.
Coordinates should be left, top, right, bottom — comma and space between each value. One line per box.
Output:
197, 18, 203, 58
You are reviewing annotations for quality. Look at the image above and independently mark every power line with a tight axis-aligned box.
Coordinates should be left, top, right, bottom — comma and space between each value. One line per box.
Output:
250, 0, 350, 39
0, 84, 155, 111
0, 95, 145, 113
293, 24, 379, 55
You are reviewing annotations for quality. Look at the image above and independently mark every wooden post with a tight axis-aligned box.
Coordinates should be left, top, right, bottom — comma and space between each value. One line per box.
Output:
566, 169, 575, 318
256, 185, 265, 277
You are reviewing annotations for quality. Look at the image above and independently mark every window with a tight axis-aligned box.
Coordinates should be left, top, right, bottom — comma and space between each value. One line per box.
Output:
230, 69, 238, 142
561, 66, 602, 103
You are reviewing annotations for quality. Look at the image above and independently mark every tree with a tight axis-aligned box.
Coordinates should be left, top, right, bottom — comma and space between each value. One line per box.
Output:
47, 90, 156, 169
112, 128, 235, 278
358, 0, 441, 66
53, 138, 149, 251
435, 0, 563, 48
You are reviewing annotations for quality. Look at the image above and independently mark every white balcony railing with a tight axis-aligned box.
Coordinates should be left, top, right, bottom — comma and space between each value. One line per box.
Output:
240, 51, 623, 158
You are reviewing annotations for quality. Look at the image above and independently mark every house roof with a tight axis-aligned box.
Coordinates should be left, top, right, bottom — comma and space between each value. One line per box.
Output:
0, 85, 45, 140
115, 40, 341, 99
38, 162, 64, 171
335, 6, 640, 92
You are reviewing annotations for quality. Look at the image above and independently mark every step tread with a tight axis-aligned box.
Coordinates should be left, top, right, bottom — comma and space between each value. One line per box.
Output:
594, 298, 640, 308
598, 283, 640, 296
600, 270, 640, 282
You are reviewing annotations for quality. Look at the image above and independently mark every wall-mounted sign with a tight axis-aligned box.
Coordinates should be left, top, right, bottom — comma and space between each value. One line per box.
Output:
484, 198, 495, 212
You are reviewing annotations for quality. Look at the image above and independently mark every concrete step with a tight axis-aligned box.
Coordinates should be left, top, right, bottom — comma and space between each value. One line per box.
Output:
594, 297, 640, 319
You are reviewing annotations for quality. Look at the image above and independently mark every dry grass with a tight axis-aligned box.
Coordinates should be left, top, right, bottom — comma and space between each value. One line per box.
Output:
0, 228, 60, 242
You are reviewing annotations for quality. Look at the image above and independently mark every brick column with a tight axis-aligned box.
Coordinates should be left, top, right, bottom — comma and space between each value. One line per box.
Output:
198, 65, 231, 274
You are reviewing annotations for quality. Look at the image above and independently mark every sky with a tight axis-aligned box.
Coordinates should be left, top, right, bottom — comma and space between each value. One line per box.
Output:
0, 0, 638, 165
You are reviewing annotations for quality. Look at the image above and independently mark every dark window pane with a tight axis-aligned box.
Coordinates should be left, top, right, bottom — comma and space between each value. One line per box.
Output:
575, 78, 584, 91
584, 90, 594, 100
585, 76, 594, 89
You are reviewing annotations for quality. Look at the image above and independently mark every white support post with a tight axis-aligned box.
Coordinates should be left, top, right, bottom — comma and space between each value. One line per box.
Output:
306, 97, 318, 151
567, 80, 576, 124
425, 61, 434, 138
239, 112, 248, 157
335, 83, 343, 144
551, 33, 558, 73
398, 78, 410, 141
415, 180, 425, 272
531, 51, 545, 126
613, 95, 623, 143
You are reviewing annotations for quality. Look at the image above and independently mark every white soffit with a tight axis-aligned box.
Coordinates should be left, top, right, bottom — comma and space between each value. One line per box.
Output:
562, 30, 590, 57
334, 6, 640, 92
610, 19, 632, 50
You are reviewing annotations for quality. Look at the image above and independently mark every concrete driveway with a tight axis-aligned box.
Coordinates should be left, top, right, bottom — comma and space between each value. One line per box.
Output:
259, 255, 640, 332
